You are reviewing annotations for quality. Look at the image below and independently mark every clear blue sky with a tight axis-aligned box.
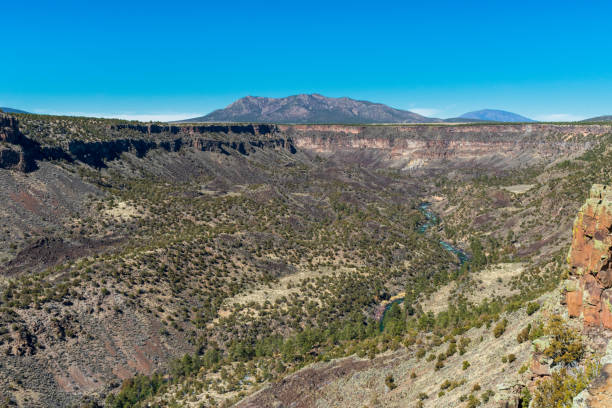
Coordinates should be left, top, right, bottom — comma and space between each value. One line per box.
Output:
2, 0, 612, 121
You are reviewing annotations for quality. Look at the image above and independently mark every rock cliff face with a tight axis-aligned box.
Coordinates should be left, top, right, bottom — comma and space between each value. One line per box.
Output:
0, 114, 37, 171
0, 114, 295, 172
285, 123, 607, 170
113, 122, 278, 137
566, 184, 612, 328
65, 137, 295, 168
0, 114, 19, 143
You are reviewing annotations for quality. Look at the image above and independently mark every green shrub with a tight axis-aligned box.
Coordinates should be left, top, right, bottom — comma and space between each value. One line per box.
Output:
543, 315, 584, 365
517, 324, 531, 343
106, 374, 165, 408
532, 361, 599, 408
493, 318, 508, 338
481, 389, 495, 403
526, 302, 540, 316
466, 394, 480, 408
519, 388, 531, 407
528, 322, 545, 340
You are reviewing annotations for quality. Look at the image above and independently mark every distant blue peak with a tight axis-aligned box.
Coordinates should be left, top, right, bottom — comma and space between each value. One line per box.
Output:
459, 109, 535, 122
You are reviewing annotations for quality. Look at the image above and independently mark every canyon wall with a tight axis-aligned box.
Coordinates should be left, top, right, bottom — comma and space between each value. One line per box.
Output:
285, 124, 609, 170
114, 122, 278, 137
566, 184, 612, 329
0, 114, 40, 171
0, 114, 296, 172
3, 114, 611, 173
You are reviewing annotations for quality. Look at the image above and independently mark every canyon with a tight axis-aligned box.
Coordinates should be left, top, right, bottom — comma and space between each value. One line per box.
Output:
4, 114, 609, 174
1, 112, 612, 407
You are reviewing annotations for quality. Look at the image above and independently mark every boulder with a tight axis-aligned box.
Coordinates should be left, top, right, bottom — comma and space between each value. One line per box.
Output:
530, 355, 551, 378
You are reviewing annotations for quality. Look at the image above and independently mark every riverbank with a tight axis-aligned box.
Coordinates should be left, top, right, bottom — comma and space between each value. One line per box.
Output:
378, 202, 469, 329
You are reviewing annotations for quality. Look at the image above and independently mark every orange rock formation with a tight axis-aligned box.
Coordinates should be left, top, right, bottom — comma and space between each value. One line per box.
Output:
566, 184, 612, 328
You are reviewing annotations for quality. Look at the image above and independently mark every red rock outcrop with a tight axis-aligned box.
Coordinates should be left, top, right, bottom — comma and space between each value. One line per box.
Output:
566, 184, 612, 328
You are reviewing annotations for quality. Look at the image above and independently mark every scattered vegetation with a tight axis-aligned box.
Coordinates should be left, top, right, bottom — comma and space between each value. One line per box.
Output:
532, 360, 600, 408
1, 113, 610, 407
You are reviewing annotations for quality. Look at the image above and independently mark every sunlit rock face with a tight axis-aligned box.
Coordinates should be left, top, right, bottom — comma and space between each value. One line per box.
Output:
286, 123, 606, 171
566, 184, 612, 328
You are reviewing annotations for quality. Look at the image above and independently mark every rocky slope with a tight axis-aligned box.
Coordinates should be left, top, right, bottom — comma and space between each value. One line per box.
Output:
232, 185, 612, 408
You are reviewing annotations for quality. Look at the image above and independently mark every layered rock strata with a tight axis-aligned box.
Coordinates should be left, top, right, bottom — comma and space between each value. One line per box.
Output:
0, 114, 296, 172
285, 124, 608, 171
3, 113, 610, 173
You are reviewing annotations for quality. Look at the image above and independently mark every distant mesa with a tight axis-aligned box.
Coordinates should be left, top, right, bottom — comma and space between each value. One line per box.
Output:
179, 94, 439, 124
0, 107, 29, 114
581, 115, 612, 122
458, 109, 535, 123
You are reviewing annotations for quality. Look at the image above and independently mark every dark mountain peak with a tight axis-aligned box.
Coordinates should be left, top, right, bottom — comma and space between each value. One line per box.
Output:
459, 109, 535, 122
181, 94, 436, 124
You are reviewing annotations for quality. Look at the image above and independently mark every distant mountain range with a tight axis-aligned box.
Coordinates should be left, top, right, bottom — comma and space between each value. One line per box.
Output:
458, 109, 535, 123
181, 94, 437, 124
180, 95, 535, 124
0, 107, 29, 114
1, 99, 541, 124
